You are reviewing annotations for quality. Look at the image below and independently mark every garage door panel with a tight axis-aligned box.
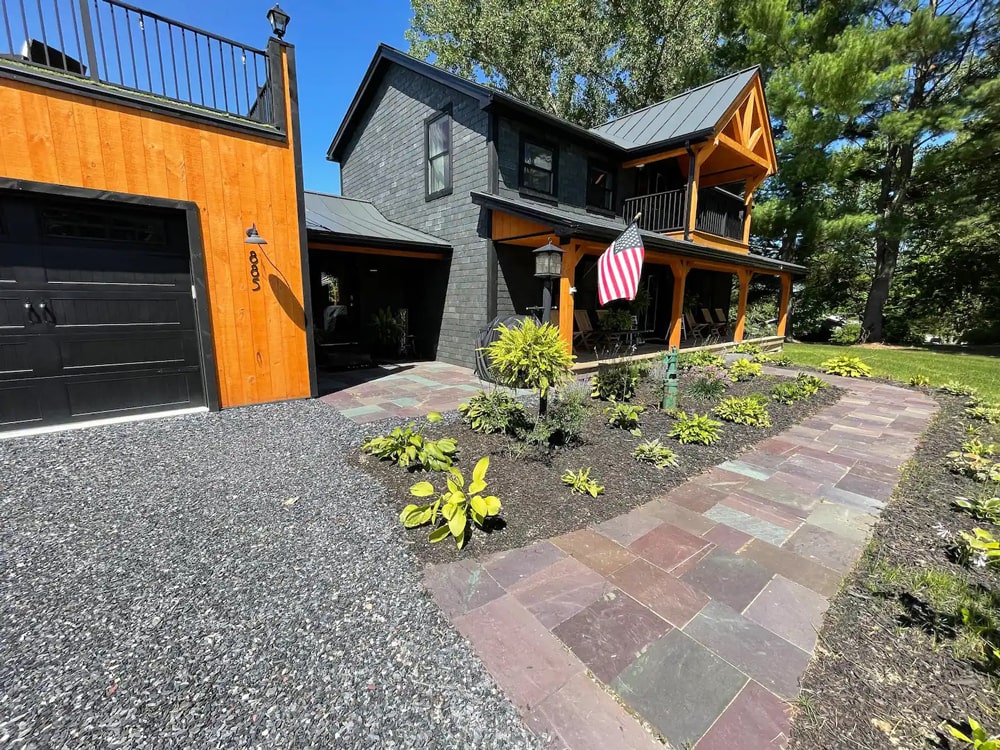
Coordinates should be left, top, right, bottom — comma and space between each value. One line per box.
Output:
0, 338, 37, 377
57, 331, 191, 371
38, 244, 189, 287
66, 369, 197, 418
0, 384, 44, 428
0, 297, 27, 329
47, 295, 187, 328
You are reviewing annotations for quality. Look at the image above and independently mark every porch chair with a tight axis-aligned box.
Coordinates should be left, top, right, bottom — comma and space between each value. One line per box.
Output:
683, 310, 709, 344
573, 310, 598, 349
714, 308, 730, 338
702, 307, 726, 339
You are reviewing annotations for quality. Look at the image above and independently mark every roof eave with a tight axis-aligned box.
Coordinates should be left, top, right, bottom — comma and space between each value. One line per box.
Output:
306, 227, 451, 252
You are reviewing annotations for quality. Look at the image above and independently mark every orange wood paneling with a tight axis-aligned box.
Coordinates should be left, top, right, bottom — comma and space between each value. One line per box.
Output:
0, 48, 309, 408
491, 212, 557, 245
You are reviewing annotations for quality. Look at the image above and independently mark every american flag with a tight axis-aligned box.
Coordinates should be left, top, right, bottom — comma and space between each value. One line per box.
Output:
597, 222, 645, 306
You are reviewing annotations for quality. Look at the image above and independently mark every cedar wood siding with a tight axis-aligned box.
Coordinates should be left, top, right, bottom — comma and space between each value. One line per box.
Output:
0, 46, 310, 409
338, 63, 490, 368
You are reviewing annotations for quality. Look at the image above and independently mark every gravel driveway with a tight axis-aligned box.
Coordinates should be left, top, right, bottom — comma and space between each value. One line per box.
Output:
0, 401, 542, 749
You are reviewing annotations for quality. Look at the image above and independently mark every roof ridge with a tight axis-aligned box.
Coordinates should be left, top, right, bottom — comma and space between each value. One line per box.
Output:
593, 66, 760, 130
304, 189, 375, 206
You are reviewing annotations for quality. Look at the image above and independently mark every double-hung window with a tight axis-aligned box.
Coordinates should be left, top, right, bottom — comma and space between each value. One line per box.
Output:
520, 139, 556, 196
587, 164, 614, 212
426, 109, 452, 200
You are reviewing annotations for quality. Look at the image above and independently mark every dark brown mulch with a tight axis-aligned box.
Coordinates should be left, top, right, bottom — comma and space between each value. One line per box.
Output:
359, 371, 842, 565
788, 395, 1000, 750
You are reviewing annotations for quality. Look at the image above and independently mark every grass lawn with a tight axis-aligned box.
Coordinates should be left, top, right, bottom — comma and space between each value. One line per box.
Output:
783, 343, 1000, 400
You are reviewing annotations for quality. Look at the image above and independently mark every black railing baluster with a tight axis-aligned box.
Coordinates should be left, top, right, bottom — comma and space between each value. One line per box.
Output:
139, 11, 152, 93
53, 0, 70, 72
122, 8, 136, 88
2, 2, 15, 59
103, 2, 122, 85
230, 43, 238, 113
153, 17, 165, 94
217, 38, 227, 112
193, 31, 204, 105
69, 0, 87, 77
241, 48, 249, 117
34, 0, 53, 68
180, 28, 192, 102
167, 22, 178, 99
206, 34, 216, 109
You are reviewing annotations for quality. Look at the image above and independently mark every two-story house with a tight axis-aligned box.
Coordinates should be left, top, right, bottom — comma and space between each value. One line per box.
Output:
324, 44, 804, 370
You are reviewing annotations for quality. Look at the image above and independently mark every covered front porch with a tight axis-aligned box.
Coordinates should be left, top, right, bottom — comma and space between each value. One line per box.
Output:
474, 192, 802, 361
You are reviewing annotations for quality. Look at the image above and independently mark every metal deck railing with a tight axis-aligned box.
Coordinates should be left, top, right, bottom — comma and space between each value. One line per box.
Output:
1, 0, 275, 125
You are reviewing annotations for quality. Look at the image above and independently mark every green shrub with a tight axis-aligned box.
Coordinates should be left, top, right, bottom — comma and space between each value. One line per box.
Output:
362, 413, 457, 471
526, 385, 590, 447
401, 457, 501, 549
598, 308, 633, 331
605, 403, 644, 436
714, 395, 772, 427
829, 321, 861, 345
730, 342, 762, 356
767, 353, 794, 367
458, 390, 527, 435
940, 381, 978, 397
728, 358, 763, 382
590, 360, 646, 402
561, 468, 605, 497
955, 494, 1000, 525
689, 373, 728, 400
947, 717, 1000, 749
907, 373, 932, 387
821, 355, 873, 377
678, 350, 725, 370
668, 412, 723, 445
632, 439, 679, 468
795, 372, 830, 394
771, 381, 812, 404
483, 319, 574, 408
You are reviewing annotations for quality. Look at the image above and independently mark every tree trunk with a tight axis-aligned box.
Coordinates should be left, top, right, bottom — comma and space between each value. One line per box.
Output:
862, 233, 900, 341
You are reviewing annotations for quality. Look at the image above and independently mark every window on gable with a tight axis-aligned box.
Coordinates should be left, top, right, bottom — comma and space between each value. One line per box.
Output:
426, 110, 452, 199
520, 140, 556, 196
587, 164, 614, 212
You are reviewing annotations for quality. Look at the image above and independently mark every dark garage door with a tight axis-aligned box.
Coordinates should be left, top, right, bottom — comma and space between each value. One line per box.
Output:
0, 192, 205, 432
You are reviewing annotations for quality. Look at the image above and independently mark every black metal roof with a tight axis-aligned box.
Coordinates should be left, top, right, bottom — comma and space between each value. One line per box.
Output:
305, 191, 451, 250
327, 45, 764, 162
469, 191, 805, 276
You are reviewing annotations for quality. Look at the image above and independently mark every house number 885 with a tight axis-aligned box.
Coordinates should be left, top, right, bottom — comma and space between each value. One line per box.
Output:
249, 250, 261, 291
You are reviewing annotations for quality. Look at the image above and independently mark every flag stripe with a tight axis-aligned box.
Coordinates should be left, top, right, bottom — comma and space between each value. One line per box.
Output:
597, 222, 645, 307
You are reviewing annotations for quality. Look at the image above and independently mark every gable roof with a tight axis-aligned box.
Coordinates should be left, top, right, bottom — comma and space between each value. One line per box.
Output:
591, 68, 759, 150
305, 191, 450, 250
327, 44, 769, 162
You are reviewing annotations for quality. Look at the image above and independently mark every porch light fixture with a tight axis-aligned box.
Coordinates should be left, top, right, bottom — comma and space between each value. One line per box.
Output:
532, 241, 564, 279
244, 224, 268, 245
267, 4, 290, 39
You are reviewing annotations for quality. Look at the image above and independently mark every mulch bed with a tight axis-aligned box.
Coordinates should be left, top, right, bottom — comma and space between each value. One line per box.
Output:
359, 370, 842, 565
788, 394, 1000, 749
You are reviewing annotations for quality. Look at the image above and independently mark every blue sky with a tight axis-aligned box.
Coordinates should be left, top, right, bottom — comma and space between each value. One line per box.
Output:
137, 0, 415, 194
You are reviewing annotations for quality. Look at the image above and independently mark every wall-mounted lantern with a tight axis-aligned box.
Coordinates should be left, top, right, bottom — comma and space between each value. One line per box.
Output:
267, 4, 290, 39
244, 224, 268, 245
532, 241, 564, 279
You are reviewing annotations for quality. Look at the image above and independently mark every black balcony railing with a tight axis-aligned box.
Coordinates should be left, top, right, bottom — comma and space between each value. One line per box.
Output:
623, 186, 745, 242
0, 0, 275, 125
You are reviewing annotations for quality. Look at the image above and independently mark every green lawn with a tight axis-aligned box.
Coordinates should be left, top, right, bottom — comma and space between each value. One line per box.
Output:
782, 343, 1000, 400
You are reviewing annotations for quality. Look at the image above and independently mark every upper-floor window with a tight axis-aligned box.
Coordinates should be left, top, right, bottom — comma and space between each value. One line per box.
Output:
426, 108, 452, 200
587, 164, 614, 212
520, 139, 557, 196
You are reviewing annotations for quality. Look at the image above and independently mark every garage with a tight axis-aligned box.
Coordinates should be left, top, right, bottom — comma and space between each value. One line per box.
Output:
0, 191, 208, 432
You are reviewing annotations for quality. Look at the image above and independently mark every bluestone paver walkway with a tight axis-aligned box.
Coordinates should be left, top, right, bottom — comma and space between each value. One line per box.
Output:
424, 371, 937, 749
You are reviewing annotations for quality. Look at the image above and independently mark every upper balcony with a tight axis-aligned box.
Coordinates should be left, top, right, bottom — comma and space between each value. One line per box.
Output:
623, 186, 746, 247
0, 0, 281, 129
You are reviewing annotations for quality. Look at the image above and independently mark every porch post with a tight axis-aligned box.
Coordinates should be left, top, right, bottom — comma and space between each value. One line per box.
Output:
668, 259, 689, 349
776, 273, 792, 337
558, 243, 583, 352
733, 268, 753, 342
742, 195, 754, 245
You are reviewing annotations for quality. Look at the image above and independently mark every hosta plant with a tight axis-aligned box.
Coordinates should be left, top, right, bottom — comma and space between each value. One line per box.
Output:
908, 374, 932, 387
940, 381, 979, 397
795, 372, 830, 394
964, 439, 999, 458
562, 468, 605, 497
605, 403, 644, 436
966, 403, 1000, 425
759, 353, 793, 366
771, 381, 811, 405
955, 495, 1000, 525
948, 717, 1000, 749
668, 412, 722, 445
730, 342, 762, 356
957, 528, 1000, 569
948, 451, 1000, 483
632, 440, 679, 469
714, 396, 772, 428
821, 355, 873, 378
401, 457, 500, 549
728, 358, 762, 382
678, 350, 725, 370
458, 390, 527, 435
362, 413, 457, 471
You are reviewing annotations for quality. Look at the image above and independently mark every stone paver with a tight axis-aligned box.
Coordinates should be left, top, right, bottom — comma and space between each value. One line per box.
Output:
319, 360, 528, 423
423, 370, 936, 749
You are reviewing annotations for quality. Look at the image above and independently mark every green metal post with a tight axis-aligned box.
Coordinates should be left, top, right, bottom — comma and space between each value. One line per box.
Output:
662, 346, 679, 410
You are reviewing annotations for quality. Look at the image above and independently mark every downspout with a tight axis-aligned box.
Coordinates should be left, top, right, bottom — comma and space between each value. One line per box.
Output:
683, 140, 695, 242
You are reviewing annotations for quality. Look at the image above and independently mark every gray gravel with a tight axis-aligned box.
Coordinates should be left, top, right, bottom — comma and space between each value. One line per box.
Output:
0, 401, 544, 749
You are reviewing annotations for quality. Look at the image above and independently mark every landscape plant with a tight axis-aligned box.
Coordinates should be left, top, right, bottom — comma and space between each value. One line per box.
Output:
940, 381, 979, 397
678, 350, 725, 370
687, 367, 729, 400
362, 413, 457, 471
795, 372, 830, 394
605, 403, 643, 436
728, 358, 763, 382
821, 355, 873, 378
458, 390, 527, 435
947, 717, 1000, 750
730, 342, 762, 356
525, 385, 589, 447
401, 457, 501, 549
955, 494, 1000, 525
483, 319, 574, 415
771, 381, 812, 405
561, 468, 605, 497
590, 359, 646, 402
909, 374, 932, 387
829, 321, 862, 345
632, 440, 679, 469
966, 401, 1000, 425
714, 395, 772, 428
668, 412, 722, 445
957, 528, 1000, 569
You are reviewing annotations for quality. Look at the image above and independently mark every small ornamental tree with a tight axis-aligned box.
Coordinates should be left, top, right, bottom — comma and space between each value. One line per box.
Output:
483, 319, 574, 415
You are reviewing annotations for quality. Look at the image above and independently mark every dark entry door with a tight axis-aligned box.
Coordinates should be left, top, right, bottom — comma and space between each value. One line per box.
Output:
0, 192, 205, 432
